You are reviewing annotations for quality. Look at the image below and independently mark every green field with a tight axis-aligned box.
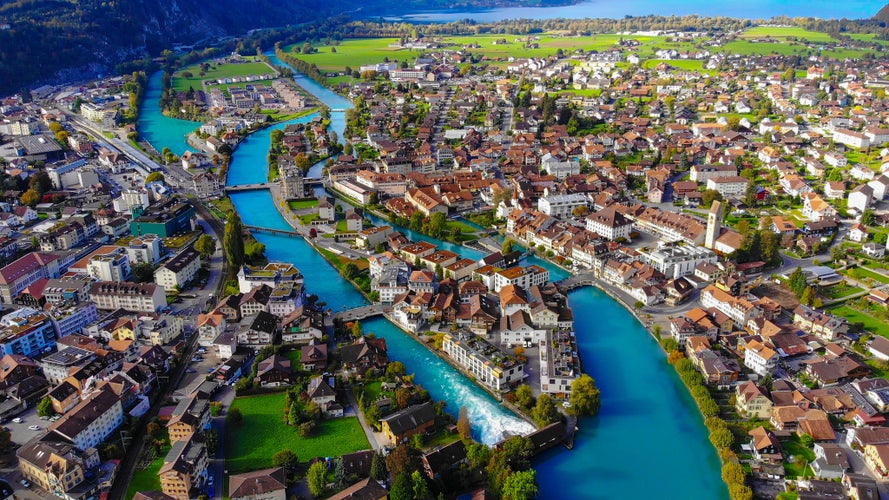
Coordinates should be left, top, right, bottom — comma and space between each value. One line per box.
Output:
845, 267, 889, 285
226, 393, 369, 473
288, 199, 319, 210
642, 59, 709, 73
740, 26, 836, 43
126, 446, 170, 499
782, 435, 816, 478
290, 34, 628, 72
721, 40, 813, 56
829, 305, 889, 338
172, 61, 276, 92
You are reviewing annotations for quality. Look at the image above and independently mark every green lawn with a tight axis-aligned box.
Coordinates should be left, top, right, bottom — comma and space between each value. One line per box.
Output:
444, 220, 478, 235
288, 199, 319, 210
828, 305, 889, 338
126, 445, 170, 499
361, 381, 382, 403
740, 26, 836, 43
845, 267, 889, 285
336, 219, 348, 232
226, 393, 369, 473
822, 282, 865, 300
172, 61, 276, 92
782, 435, 816, 478
721, 40, 813, 56
299, 213, 319, 225
642, 59, 710, 73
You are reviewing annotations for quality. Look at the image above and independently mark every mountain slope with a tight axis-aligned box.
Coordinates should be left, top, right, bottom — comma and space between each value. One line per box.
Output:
0, 0, 340, 96
875, 3, 889, 23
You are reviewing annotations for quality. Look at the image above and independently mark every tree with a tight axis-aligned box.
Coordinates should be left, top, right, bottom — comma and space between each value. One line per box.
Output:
722, 462, 746, 485
502, 469, 538, 500
307, 461, 327, 497
132, 263, 154, 283
800, 285, 815, 306
344, 263, 359, 280
709, 427, 734, 449
20, 189, 40, 207
0, 427, 10, 453
395, 387, 411, 409
389, 471, 412, 500
466, 442, 491, 471
194, 234, 216, 258
224, 210, 245, 269
37, 396, 54, 417
531, 393, 560, 427
457, 406, 472, 440
500, 436, 533, 471
147, 421, 166, 444
351, 320, 363, 339
861, 209, 876, 226
502, 239, 515, 255
272, 450, 298, 473
227, 407, 243, 426
335, 456, 349, 489
411, 470, 430, 499
386, 361, 406, 378
386, 444, 420, 477
409, 212, 424, 232
29, 171, 52, 194
370, 451, 387, 480
145, 171, 165, 184
702, 189, 723, 208
788, 266, 808, 297
569, 374, 601, 416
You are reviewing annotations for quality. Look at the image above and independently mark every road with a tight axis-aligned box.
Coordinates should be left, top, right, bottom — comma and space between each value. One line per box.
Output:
207, 386, 236, 499
836, 430, 889, 500
344, 388, 382, 452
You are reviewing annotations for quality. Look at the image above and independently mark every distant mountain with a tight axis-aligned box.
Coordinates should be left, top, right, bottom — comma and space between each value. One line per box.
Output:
0, 0, 574, 97
875, 3, 889, 23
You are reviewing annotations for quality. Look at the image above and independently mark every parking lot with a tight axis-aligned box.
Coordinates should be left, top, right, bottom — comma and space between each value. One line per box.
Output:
0, 406, 62, 497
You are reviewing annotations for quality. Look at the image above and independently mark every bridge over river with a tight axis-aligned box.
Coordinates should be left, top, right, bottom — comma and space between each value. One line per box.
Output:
333, 303, 389, 322
225, 177, 324, 193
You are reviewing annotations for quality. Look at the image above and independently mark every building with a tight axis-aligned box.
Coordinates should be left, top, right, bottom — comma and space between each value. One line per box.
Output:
191, 172, 221, 200
637, 244, 717, 279
0, 310, 56, 357
130, 199, 196, 238
442, 333, 524, 391
155, 246, 201, 292
700, 285, 762, 328
585, 206, 633, 241
17, 440, 96, 499
538, 193, 588, 218
167, 392, 210, 442
0, 252, 61, 303
89, 282, 166, 313
87, 249, 131, 282
237, 263, 302, 294
159, 433, 209, 499
127, 235, 164, 266
744, 339, 778, 376
493, 265, 549, 292
706, 176, 748, 198
229, 468, 287, 500
735, 380, 773, 419
704, 201, 724, 250
380, 402, 437, 445
539, 330, 580, 395
280, 167, 305, 200
47, 385, 123, 451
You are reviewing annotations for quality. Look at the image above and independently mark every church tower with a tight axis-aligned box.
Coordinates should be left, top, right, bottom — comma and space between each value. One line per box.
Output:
704, 200, 724, 249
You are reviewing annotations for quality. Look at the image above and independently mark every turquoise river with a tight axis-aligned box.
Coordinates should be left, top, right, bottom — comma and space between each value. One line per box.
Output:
137, 51, 726, 497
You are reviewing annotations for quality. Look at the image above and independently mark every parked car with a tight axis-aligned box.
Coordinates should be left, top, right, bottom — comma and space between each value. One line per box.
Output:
28, 425, 40, 431
12, 417, 22, 424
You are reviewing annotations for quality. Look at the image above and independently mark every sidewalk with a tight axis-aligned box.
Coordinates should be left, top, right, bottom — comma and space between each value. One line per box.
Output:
344, 387, 384, 452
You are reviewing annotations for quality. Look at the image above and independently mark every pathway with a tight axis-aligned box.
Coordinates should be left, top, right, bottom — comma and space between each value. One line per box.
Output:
344, 387, 383, 452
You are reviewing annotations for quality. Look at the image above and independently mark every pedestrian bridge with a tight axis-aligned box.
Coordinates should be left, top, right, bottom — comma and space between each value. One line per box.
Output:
333, 303, 389, 321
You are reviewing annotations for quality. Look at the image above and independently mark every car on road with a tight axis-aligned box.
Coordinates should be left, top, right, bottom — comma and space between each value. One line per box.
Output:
186, 369, 196, 374
20, 479, 30, 488
28, 425, 40, 431
12, 417, 22, 424
208, 475, 214, 486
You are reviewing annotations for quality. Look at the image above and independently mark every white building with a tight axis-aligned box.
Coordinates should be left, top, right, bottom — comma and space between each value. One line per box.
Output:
87, 250, 131, 282
126, 235, 163, 266
540, 154, 581, 179
744, 339, 778, 376
706, 176, 748, 198
493, 265, 549, 292
89, 282, 166, 313
154, 246, 201, 292
238, 262, 303, 293
637, 244, 717, 279
585, 206, 633, 241
848, 184, 874, 214
537, 193, 588, 218
442, 333, 524, 391
49, 386, 123, 451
